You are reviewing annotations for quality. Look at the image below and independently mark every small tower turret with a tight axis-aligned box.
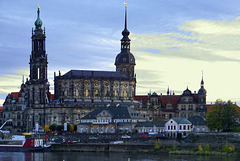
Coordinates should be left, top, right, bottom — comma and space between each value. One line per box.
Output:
197, 72, 207, 113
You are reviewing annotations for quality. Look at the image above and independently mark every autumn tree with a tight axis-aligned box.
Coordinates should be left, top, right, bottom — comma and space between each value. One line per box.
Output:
206, 99, 240, 132
69, 124, 74, 132
44, 125, 50, 132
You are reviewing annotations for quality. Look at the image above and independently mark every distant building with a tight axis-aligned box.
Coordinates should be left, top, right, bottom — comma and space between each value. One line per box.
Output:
135, 80, 207, 121
165, 117, 192, 138
188, 115, 208, 133
77, 105, 145, 133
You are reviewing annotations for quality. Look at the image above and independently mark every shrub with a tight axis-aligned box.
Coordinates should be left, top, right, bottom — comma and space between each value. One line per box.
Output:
198, 145, 203, 152
154, 139, 161, 151
229, 144, 235, 153
223, 141, 229, 153
172, 144, 177, 151
204, 144, 210, 151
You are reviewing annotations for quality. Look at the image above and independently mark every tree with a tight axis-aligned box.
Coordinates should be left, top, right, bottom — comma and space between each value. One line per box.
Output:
206, 99, 224, 132
56, 125, 64, 132
206, 99, 240, 132
49, 124, 57, 132
69, 124, 74, 132
74, 124, 77, 131
222, 101, 240, 131
44, 125, 50, 132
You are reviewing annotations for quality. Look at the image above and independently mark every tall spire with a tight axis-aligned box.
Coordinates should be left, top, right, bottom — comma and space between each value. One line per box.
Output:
122, 2, 130, 40
201, 70, 204, 87
124, 2, 127, 30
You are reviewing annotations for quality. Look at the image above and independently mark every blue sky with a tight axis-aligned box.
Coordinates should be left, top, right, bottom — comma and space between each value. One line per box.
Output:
1, 0, 240, 105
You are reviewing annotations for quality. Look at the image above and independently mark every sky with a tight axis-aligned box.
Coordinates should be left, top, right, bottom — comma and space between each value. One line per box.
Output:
1, 0, 240, 106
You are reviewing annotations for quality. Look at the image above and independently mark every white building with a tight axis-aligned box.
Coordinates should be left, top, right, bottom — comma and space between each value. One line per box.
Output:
165, 117, 192, 138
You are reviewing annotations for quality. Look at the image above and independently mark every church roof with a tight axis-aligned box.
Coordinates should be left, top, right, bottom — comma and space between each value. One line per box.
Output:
171, 117, 191, 124
58, 70, 128, 80
11, 92, 21, 100
136, 95, 181, 109
188, 116, 205, 125
82, 105, 144, 120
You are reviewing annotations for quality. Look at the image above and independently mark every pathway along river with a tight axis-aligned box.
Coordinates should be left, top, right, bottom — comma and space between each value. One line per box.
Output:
0, 152, 239, 161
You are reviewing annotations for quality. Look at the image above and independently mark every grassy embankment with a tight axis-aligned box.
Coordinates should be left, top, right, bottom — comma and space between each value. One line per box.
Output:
141, 139, 239, 156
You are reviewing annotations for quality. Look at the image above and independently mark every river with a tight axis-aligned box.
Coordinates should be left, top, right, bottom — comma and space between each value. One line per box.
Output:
0, 152, 239, 161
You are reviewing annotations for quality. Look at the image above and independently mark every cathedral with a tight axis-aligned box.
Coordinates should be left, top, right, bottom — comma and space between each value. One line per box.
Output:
3, 5, 207, 133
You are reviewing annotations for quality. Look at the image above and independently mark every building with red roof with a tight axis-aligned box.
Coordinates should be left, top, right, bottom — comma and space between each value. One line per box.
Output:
135, 79, 207, 121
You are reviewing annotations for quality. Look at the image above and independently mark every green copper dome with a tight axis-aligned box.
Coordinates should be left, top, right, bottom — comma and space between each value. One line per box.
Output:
35, 7, 42, 30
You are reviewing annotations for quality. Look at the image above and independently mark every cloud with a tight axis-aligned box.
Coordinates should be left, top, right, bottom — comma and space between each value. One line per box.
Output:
130, 17, 240, 106
131, 17, 240, 62
0, 69, 28, 94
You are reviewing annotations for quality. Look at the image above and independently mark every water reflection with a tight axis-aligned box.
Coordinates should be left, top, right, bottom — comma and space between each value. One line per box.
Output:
0, 152, 239, 161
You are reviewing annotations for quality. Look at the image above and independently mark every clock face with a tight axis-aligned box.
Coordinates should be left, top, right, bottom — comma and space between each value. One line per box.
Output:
124, 84, 128, 87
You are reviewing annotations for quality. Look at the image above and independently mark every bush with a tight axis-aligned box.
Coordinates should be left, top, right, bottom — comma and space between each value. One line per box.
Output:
198, 145, 203, 152
154, 139, 161, 151
204, 144, 210, 151
172, 144, 177, 151
229, 144, 235, 153
223, 141, 229, 153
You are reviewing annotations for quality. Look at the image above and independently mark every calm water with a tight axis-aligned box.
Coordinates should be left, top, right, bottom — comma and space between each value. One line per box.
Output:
0, 152, 239, 161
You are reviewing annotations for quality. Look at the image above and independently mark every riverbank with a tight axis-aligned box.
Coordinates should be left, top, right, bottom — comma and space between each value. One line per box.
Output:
50, 142, 240, 156
49, 132, 240, 156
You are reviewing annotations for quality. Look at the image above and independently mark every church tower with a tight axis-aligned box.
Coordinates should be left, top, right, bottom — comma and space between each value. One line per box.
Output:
115, 3, 136, 81
30, 6, 47, 83
197, 73, 207, 114
28, 6, 49, 105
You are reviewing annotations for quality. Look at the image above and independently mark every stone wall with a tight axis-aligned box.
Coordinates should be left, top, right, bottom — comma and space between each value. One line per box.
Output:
51, 143, 154, 153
